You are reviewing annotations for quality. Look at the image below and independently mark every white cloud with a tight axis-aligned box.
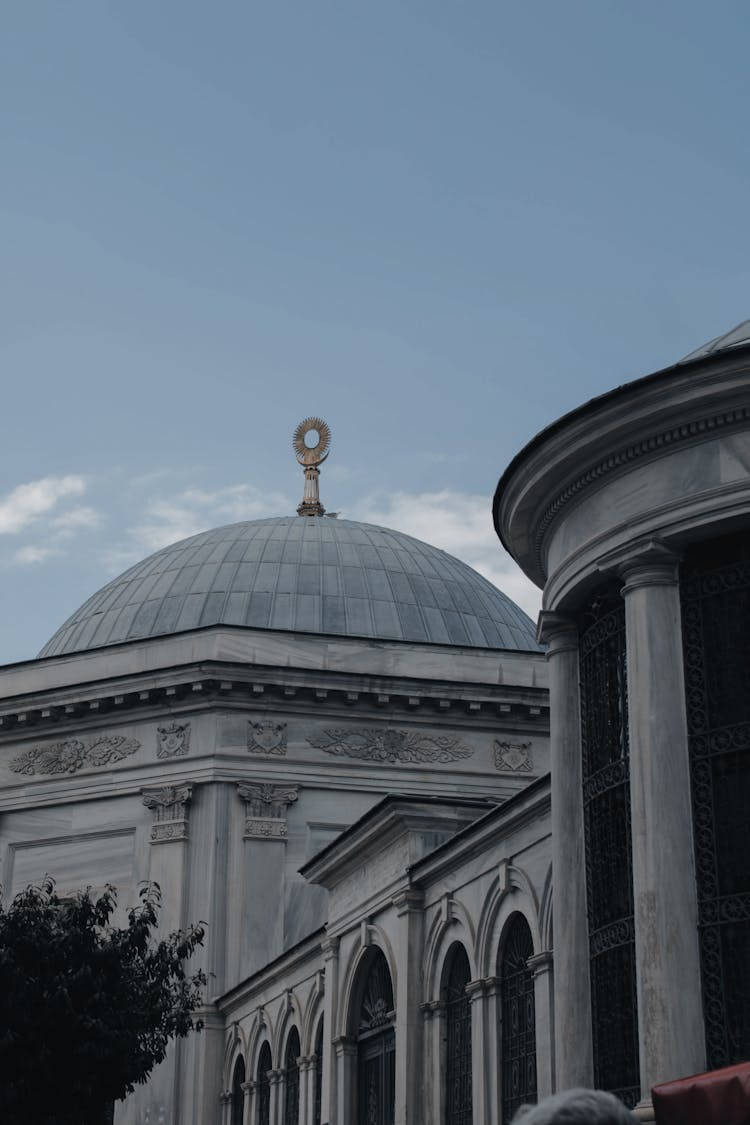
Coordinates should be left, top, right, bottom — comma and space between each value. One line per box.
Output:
357, 489, 543, 623
128, 484, 292, 554
51, 506, 101, 531
13, 544, 59, 565
0, 476, 86, 535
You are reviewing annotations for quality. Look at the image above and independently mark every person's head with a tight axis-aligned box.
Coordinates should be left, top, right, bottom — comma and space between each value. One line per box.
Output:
512, 1089, 637, 1125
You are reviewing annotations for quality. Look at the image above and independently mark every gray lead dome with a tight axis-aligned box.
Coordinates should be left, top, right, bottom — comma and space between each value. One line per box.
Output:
40, 517, 539, 656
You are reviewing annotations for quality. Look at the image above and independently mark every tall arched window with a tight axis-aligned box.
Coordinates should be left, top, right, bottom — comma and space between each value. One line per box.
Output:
501, 914, 537, 1125
283, 1027, 300, 1125
231, 1056, 246, 1125
355, 948, 395, 1125
442, 943, 472, 1125
313, 1019, 324, 1125
256, 1042, 272, 1125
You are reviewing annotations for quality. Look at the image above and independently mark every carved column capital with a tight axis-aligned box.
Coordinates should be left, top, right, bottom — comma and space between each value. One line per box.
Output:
597, 537, 682, 592
142, 783, 193, 843
527, 950, 553, 978
237, 781, 298, 840
537, 610, 579, 653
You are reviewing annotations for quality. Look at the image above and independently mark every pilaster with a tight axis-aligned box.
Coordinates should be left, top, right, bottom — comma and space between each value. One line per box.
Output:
528, 952, 554, 1099
321, 936, 340, 1125
393, 888, 425, 1125
466, 979, 488, 1124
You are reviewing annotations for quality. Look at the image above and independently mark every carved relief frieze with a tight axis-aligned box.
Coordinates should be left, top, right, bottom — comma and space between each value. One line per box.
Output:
307, 727, 473, 764
237, 781, 298, 840
9, 734, 140, 777
142, 784, 193, 843
494, 740, 533, 772
156, 721, 191, 759
247, 720, 287, 756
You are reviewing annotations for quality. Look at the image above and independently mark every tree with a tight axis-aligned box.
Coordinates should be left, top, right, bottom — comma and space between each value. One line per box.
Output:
0, 878, 206, 1125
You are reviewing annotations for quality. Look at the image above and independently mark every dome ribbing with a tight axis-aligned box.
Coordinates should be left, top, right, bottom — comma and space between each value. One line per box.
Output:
40, 517, 539, 657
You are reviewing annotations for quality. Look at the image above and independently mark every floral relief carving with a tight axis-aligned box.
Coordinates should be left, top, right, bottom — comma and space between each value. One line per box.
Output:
307, 727, 473, 764
156, 721, 190, 759
247, 720, 287, 756
494, 740, 533, 772
9, 735, 140, 777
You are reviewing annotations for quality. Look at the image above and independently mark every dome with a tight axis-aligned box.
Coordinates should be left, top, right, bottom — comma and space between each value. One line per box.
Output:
39, 517, 539, 657
679, 318, 750, 363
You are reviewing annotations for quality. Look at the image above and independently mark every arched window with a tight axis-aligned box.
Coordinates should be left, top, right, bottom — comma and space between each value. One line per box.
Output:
313, 1019, 324, 1125
283, 1027, 300, 1125
355, 948, 395, 1125
500, 914, 537, 1125
231, 1056, 246, 1125
256, 1041, 272, 1125
442, 943, 472, 1125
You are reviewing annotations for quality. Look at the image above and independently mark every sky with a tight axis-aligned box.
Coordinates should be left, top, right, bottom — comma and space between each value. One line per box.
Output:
2, 1, 750, 664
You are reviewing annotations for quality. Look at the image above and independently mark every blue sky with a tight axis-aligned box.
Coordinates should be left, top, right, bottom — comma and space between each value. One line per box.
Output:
2, 1, 750, 663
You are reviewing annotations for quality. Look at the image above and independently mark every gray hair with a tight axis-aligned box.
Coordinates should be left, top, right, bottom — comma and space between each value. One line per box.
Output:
512, 1089, 637, 1125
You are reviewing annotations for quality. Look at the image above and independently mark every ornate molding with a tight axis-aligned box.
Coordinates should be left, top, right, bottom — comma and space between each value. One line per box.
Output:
307, 727, 473, 764
9, 734, 140, 776
247, 720, 287, 756
494, 740, 533, 772
534, 404, 750, 578
157, 721, 191, 758
237, 782, 298, 840
142, 784, 192, 843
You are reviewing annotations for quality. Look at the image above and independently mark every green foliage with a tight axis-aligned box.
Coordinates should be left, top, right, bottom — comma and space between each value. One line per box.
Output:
0, 877, 206, 1125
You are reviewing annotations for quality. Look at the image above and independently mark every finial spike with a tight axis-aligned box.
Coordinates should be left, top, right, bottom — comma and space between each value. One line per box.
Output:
293, 417, 331, 517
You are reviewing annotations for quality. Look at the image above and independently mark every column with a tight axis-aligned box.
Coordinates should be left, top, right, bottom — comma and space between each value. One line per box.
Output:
528, 952, 554, 1099
484, 980, 501, 1125
537, 612, 593, 1090
393, 888, 425, 1125
421, 1001, 444, 1124
321, 936, 340, 1125
333, 1037, 356, 1124
467, 979, 489, 1124
297, 1056, 314, 1124
608, 542, 705, 1097
219, 1090, 232, 1125
268, 1068, 283, 1125
241, 1080, 254, 1125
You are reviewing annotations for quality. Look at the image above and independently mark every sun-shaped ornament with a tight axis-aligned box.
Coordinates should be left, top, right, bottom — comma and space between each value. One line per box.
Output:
293, 417, 331, 466
293, 417, 331, 516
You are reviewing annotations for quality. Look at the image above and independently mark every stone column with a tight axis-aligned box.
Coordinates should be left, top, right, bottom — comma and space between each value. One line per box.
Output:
268, 1068, 283, 1125
537, 611, 593, 1090
393, 889, 424, 1125
219, 1090, 232, 1125
484, 979, 501, 1124
421, 1001, 444, 1124
528, 952, 554, 1099
241, 1080, 254, 1125
467, 979, 489, 1124
297, 1056, 314, 1124
321, 936, 340, 1125
333, 1037, 356, 1124
606, 542, 705, 1098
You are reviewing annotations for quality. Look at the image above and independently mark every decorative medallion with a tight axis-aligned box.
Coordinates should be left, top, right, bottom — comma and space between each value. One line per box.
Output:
157, 721, 191, 759
307, 727, 473, 764
142, 784, 193, 843
494, 740, 533, 772
237, 781, 298, 840
247, 720, 287, 756
10, 734, 140, 777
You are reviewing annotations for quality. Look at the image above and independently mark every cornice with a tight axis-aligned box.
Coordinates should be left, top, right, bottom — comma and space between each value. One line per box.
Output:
0, 661, 548, 742
495, 352, 750, 588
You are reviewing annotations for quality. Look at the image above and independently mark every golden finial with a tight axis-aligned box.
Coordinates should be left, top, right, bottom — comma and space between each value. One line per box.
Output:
293, 417, 331, 517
